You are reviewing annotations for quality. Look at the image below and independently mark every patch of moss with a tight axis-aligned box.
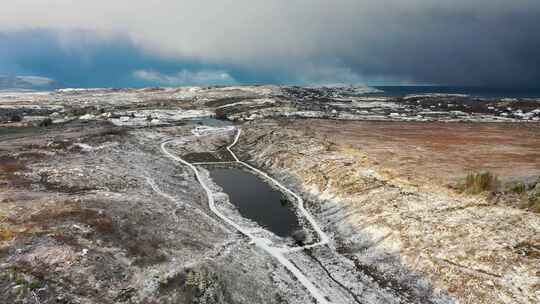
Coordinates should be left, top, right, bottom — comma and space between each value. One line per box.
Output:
28, 280, 42, 290
0, 226, 14, 241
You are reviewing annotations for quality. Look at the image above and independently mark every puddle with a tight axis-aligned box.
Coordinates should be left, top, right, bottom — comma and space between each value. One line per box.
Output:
209, 167, 300, 237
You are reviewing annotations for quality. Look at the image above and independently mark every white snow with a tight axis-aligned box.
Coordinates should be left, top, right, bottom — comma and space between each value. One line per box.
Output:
403, 93, 469, 100
160, 128, 332, 304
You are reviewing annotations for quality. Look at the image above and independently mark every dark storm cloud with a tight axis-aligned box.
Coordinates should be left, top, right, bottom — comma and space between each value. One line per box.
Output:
0, 30, 151, 87
0, 30, 265, 87
1, 1, 539, 87
334, 5, 540, 86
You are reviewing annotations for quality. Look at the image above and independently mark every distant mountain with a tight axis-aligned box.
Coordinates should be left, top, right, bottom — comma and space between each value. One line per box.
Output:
0, 75, 59, 91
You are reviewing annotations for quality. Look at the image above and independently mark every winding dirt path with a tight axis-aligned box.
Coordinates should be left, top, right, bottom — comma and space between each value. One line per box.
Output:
160, 127, 332, 304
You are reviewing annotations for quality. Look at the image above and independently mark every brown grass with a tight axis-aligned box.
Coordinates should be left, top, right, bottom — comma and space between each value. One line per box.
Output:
514, 240, 540, 259
0, 202, 115, 247
528, 195, 540, 213
289, 120, 540, 186
458, 171, 500, 194
0, 156, 32, 189
0, 223, 49, 242
0, 156, 26, 173
27, 203, 114, 233
0, 226, 14, 241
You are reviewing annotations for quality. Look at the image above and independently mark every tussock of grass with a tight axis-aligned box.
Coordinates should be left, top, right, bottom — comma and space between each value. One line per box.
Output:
529, 199, 540, 213
458, 171, 500, 194
528, 183, 540, 213
0, 157, 26, 173
0, 227, 14, 241
507, 181, 526, 194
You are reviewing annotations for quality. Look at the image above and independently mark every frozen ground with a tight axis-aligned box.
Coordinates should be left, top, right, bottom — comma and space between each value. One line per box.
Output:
0, 86, 538, 303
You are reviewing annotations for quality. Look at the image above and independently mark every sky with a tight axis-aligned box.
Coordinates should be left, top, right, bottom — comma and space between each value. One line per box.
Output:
1, 0, 539, 88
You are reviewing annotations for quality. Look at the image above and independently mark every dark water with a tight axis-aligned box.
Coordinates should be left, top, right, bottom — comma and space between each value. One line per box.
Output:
209, 167, 300, 237
374, 86, 540, 99
188, 117, 233, 127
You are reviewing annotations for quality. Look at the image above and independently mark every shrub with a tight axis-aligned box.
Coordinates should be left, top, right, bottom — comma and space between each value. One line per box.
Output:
507, 181, 526, 194
214, 108, 229, 120
291, 229, 307, 245
280, 197, 291, 207
458, 171, 500, 194
0, 227, 14, 241
528, 183, 540, 213
38, 118, 53, 127
9, 114, 22, 122
529, 198, 540, 213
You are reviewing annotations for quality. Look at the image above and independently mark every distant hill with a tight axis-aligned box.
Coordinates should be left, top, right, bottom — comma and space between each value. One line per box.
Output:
0, 75, 59, 91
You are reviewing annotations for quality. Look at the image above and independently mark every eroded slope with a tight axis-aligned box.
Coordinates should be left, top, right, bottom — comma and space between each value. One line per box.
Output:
236, 119, 540, 304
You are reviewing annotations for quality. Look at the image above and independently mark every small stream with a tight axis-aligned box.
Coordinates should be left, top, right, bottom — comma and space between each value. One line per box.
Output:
209, 167, 300, 238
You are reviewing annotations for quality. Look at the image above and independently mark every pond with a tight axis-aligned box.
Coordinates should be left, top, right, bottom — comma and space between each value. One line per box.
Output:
209, 167, 300, 238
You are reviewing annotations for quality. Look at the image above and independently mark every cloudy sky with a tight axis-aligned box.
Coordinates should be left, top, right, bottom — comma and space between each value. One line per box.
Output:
1, 0, 539, 87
